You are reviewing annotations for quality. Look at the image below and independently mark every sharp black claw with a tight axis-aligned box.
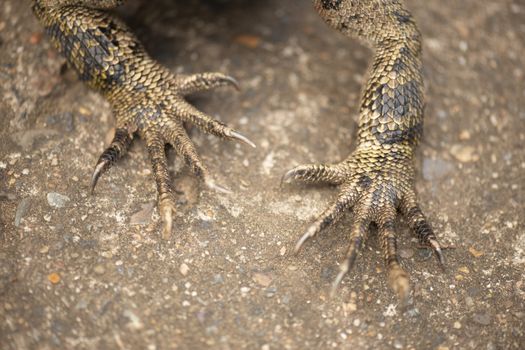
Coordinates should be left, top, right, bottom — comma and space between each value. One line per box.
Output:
429, 239, 446, 267
225, 76, 241, 91
90, 160, 109, 195
90, 128, 132, 195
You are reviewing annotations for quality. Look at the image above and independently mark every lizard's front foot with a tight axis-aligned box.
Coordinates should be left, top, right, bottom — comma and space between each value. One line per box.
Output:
33, 3, 256, 240
283, 145, 444, 300
91, 72, 255, 239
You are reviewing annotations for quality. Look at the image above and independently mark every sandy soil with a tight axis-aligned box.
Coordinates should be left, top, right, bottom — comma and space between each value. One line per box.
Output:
1, 0, 524, 348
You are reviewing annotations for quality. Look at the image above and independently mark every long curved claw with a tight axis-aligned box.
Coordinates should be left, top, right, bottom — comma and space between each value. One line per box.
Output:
330, 256, 352, 297
205, 179, 232, 194
429, 238, 446, 267
294, 224, 319, 253
173, 100, 256, 150
90, 128, 132, 195
294, 190, 357, 253
222, 76, 241, 91
330, 236, 363, 297
90, 160, 109, 195
227, 130, 256, 148
401, 193, 446, 268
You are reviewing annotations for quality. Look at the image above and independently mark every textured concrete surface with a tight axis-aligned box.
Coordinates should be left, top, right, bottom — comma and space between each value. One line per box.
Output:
1, 0, 524, 349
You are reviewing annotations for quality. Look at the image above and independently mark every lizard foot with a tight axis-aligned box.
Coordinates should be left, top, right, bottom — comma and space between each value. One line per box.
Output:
90, 72, 255, 239
283, 145, 444, 300
33, 3, 255, 240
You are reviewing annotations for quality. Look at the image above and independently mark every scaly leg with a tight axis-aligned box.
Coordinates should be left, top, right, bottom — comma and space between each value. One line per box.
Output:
33, 0, 255, 238
285, 0, 445, 300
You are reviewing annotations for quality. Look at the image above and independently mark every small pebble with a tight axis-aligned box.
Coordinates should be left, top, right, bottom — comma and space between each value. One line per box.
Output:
418, 248, 433, 259
235, 34, 261, 48
344, 302, 357, 313
14, 198, 30, 227
93, 265, 105, 274
450, 145, 478, 163
123, 310, 144, 330
180, 263, 190, 276
253, 273, 272, 287
459, 130, 471, 140
29, 32, 42, 45
47, 192, 70, 208
399, 248, 414, 259
265, 287, 277, 298
472, 312, 491, 326
458, 266, 470, 274
48, 273, 61, 284
130, 202, 155, 225
468, 247, 484, 258
212, 274, 224, 284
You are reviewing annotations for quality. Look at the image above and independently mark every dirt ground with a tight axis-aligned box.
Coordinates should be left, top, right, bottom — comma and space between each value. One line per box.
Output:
1, 0, 524, 349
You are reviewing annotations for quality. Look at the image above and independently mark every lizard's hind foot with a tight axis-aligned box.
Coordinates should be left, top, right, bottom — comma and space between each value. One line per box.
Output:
285, 147, 445, 300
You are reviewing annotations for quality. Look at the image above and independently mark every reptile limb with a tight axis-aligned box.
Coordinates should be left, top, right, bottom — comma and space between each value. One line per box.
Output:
33, 0, 255, 239
284, 0, 445, 300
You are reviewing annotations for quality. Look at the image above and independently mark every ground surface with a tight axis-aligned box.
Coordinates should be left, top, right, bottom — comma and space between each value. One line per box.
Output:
1, 0, 524, 349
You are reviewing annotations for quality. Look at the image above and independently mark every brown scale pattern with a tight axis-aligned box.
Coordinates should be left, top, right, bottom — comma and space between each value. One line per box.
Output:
33, 0, 444, 299
284, 0, 445, 299
33, 0, 255, 240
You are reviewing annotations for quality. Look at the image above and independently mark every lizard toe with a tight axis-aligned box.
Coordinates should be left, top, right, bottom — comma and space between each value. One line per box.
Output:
90, 127, 133, 195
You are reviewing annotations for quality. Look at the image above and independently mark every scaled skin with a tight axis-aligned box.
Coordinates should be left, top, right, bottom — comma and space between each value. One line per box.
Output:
33, 0, 444, 299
